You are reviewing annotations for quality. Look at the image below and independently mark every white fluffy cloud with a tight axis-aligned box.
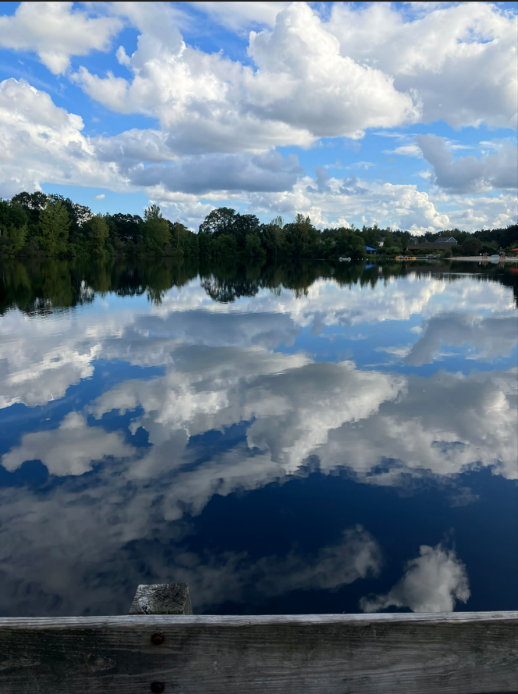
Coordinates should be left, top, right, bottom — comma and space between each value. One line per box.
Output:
360, 543, 470, 613
1, 412, 134, 476
250, 174, 453, 231
417, 135, 518, 194
2, 72, 514, 230
0, 78, 118, 197
0, 2, 123, 74
405, 313, 518, 366
327, 2, 518, 130
71, 3, 420, 152
319, 369, 518, 483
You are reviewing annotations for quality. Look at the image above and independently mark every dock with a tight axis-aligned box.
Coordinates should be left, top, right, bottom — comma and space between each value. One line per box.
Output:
0, 583, 516, 693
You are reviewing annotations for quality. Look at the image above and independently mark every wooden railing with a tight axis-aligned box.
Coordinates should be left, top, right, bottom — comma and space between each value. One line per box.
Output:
0, 583, 516, 693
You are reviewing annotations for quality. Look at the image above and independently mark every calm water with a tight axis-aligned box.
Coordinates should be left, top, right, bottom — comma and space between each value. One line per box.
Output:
0, 259, 517, 617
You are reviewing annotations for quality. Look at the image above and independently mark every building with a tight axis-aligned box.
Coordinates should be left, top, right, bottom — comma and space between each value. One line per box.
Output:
406, 236, 458, 252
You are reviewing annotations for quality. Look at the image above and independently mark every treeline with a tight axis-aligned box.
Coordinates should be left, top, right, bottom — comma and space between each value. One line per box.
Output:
411, 228, 518, 257
2, 257, 517, 317
1, 191, 517, 260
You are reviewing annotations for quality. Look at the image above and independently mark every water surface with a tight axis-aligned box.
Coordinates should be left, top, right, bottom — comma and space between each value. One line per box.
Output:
0, 259, 517, 617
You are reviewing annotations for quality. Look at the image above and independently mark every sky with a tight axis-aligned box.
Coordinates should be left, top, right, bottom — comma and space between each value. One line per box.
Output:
0, 1, 517, 233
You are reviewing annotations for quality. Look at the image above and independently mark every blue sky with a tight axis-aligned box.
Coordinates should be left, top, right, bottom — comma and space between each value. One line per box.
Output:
0, 1, 516, 232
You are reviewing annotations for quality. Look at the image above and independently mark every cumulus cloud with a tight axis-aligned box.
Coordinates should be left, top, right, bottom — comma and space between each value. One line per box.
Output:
0, 2, 123, 74
0, 78, 117, 197
327, 2, 518, 130
405, 312, 518, 366
90, 352, 403, 487
1, 412, 134, 476
417, 135, 518, 194
129, 151, 304, 195
319, 369, 518, 484
360, 543, 470, 613
250, 174, 453, 232
71, 3, 420, 152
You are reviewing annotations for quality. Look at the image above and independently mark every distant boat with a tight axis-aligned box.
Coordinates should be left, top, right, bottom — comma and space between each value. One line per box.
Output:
338, 257, 351, 262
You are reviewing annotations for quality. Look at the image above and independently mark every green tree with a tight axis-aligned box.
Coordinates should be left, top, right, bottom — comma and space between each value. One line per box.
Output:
11, 191, 47, 237
212, 233, 237, 258
9, 224, 28, 254
199, 207, 236, 235
462, 238, 482, 256
244, 233, 266, 259
143, 204, 170, 253
86, 215, 110, 256
39, 200, 70, 255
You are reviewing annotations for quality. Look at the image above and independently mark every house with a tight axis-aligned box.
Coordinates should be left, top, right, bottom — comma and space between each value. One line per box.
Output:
364, 246, 377, 254
435, 237, 458, 244
405, 236, 458, 252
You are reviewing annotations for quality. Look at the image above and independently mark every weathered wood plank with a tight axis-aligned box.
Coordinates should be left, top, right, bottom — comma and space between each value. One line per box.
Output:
0, 612, 516, 694
129, 583, 193, 615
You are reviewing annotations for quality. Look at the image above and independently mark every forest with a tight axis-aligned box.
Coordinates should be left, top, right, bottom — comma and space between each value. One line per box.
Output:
1, 191, 517, 261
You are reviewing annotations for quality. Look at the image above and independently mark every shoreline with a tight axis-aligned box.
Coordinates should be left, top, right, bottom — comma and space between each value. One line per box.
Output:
449, 256, 518, 262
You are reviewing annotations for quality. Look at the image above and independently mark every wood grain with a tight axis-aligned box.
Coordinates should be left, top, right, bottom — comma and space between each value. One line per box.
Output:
0, 612, 516, 693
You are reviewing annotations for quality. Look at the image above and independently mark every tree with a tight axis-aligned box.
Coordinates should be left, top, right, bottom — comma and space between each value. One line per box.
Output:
39, 200, 70, 255
212, 233, 237, 258
86, 215, 110, 256
244, 233, 266, 259
199, 208, 236, 235
11, 191, 47, 237
9, 224, 28, 254
143, 204, 170, 253
462, 238, 482, 256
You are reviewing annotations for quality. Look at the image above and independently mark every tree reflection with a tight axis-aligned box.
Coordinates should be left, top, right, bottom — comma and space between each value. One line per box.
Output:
1, 258, 517, 315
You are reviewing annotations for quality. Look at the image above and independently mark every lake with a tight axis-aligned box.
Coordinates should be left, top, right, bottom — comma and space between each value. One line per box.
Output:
0, 258, 517, 618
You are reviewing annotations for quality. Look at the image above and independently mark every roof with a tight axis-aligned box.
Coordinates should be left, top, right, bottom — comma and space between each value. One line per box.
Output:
364, 246, 376, 251
436, 237, 457, 243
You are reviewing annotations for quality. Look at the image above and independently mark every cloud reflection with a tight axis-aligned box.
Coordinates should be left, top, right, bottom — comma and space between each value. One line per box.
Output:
360, 543, 470, 613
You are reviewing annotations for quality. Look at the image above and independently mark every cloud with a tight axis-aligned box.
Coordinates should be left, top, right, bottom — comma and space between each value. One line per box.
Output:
191, 1, 289, 33
2, 265, 515, 412
360, 543, 470, 612
0, 2, 123, 74
319, 369, 518, 484
1, 412, 134, 476
129, 151, 304, 195
0, 78, 118, 197
95, 193, 105, 200
385, 144, 422, 157
71, 3, 420, 153
90, 352, 403, 487
182, 525, 382, 610
404, 312, 518, 366
250, 175, 453, 232
327, 2, 518, 130
416, 135, 518, 194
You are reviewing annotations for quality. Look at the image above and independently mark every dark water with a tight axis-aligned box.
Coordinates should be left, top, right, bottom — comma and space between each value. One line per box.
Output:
0, 258, 517, 617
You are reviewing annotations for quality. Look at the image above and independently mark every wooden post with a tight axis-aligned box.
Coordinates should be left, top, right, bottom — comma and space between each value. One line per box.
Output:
129, 583, 192, 615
